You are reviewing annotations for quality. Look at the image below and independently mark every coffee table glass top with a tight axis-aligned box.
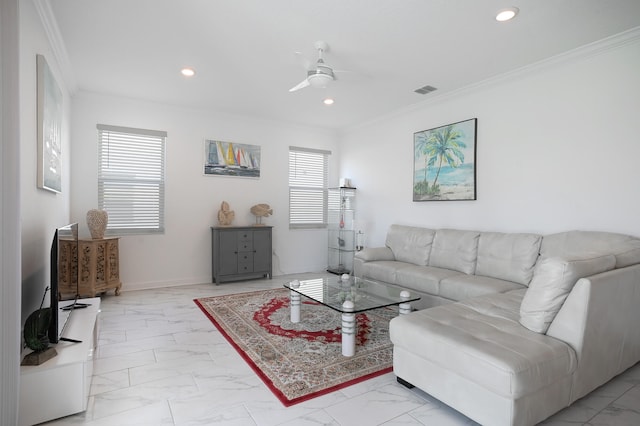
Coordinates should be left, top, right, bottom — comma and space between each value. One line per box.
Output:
283, 276, 420, 313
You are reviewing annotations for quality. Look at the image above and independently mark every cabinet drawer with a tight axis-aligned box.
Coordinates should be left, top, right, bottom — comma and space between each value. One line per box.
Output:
238, 252, 254, 272
237, 232, 253, 251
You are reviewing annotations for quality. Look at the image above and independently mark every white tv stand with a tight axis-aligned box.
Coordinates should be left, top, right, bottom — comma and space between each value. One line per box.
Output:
19, 298, 100, 426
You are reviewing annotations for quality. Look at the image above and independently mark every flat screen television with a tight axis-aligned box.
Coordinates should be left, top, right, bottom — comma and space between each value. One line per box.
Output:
48, 222, 87, 344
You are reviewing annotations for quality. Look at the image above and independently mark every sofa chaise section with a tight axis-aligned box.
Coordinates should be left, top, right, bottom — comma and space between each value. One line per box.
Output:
390, 290, 577, 426
391, 262, 640, 426
359, 224, 640, 426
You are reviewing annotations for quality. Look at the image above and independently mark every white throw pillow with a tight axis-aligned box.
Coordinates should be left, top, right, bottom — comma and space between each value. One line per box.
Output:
519, 255, 616, 333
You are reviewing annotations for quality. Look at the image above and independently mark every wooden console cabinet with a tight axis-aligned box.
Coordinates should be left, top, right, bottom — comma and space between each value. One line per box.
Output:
78, 238, 122, 297
59, 237, 122, 298
211, 226, 272, 284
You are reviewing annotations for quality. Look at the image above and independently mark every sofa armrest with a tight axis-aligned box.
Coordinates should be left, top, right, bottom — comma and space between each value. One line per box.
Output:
353, 247, 395, 278
354, 247, 395, 262
546, 264, 640, 402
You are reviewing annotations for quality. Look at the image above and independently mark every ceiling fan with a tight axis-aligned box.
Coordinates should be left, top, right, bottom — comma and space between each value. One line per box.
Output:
289, 41, 339, 92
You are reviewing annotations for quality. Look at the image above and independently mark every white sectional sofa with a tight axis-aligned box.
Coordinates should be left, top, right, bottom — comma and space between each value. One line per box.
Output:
354, 225, 640, 426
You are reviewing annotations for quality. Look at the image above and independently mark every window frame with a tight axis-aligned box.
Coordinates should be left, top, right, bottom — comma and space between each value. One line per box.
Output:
288, 146, 331, 229
97, 124, 167, 235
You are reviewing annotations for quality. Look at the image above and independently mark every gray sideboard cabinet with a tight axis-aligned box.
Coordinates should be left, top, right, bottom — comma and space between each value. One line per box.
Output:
211, 226, 273, 284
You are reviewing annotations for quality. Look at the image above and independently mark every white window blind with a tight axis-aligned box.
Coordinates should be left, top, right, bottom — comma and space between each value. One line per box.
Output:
97, 124, 166, 235
289, 146, 330, 229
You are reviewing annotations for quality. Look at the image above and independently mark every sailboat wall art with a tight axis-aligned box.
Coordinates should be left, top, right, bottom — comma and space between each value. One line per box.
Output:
204, 139, 261, 178
413, 118, 477, 201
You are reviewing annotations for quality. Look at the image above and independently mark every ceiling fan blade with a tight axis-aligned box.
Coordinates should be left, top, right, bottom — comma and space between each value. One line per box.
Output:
289, 78, 310, 92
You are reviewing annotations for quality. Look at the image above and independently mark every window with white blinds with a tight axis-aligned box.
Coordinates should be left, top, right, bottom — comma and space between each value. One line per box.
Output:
288, 146, 330, 229
97, 124, 166, 235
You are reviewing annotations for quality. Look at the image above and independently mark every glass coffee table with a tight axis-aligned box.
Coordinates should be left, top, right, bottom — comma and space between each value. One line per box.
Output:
283, 275, 421, 357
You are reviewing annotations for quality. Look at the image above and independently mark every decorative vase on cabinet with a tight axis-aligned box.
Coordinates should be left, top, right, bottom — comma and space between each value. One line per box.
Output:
86, 209, 108, 239
327, 187, 356, 274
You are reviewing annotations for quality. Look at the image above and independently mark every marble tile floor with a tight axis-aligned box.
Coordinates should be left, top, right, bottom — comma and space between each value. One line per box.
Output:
43, 272, 640, 426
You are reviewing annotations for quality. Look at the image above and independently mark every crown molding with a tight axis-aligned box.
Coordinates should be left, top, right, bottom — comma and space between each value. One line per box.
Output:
462, 25, 640, 94
32, 0, 77, 95
345, 26, 640, 133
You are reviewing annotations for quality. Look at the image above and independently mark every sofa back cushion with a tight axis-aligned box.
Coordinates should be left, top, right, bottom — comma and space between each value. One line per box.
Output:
476, 232, 542, 285
429, 229, 480, 274
542, 231, 640, 269
385, 225, 436, 266
519, 254, 616, 333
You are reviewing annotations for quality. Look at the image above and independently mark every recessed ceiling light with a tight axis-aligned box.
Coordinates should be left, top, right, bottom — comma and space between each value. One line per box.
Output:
323, 98, 335, 105
496, 7, 519, 22
181, 67, 195, 77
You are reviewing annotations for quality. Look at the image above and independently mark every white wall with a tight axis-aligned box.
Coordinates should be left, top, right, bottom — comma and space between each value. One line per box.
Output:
340, 33, 640, 247
70, 93, 339, 289
20, 0, 71, 320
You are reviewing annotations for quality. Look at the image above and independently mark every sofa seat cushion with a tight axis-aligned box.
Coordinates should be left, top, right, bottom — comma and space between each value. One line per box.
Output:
390, 290, 577, 399
439, 274, 525, 301
476, 232, 542, 285
393, 264, 463, 295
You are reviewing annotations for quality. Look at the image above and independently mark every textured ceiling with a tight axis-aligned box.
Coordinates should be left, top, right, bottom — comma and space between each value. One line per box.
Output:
48, 0, 640, 130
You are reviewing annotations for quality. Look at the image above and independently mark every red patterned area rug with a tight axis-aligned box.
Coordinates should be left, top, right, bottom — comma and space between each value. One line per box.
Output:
194, 288, 395, 406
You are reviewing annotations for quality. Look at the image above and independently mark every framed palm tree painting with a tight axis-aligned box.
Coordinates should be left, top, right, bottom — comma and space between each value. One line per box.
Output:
413, 118, 477, 201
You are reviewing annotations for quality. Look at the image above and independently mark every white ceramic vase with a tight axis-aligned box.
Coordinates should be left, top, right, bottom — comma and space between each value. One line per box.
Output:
86, 209, 108, 239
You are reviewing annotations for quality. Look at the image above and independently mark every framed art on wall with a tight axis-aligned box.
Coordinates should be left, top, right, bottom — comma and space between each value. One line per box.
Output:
204, 139, 261, 178
36, 54, 63, 193
413, 118, 477, 201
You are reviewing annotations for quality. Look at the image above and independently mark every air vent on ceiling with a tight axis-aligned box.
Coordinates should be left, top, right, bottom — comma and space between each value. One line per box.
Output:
414, 85, 437, 95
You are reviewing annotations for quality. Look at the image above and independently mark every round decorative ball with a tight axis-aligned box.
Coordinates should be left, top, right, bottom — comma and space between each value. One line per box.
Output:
86, 209, 108, 239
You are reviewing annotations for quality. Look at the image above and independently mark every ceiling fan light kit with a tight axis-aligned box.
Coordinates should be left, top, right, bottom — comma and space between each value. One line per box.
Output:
308, 73, 332, 88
